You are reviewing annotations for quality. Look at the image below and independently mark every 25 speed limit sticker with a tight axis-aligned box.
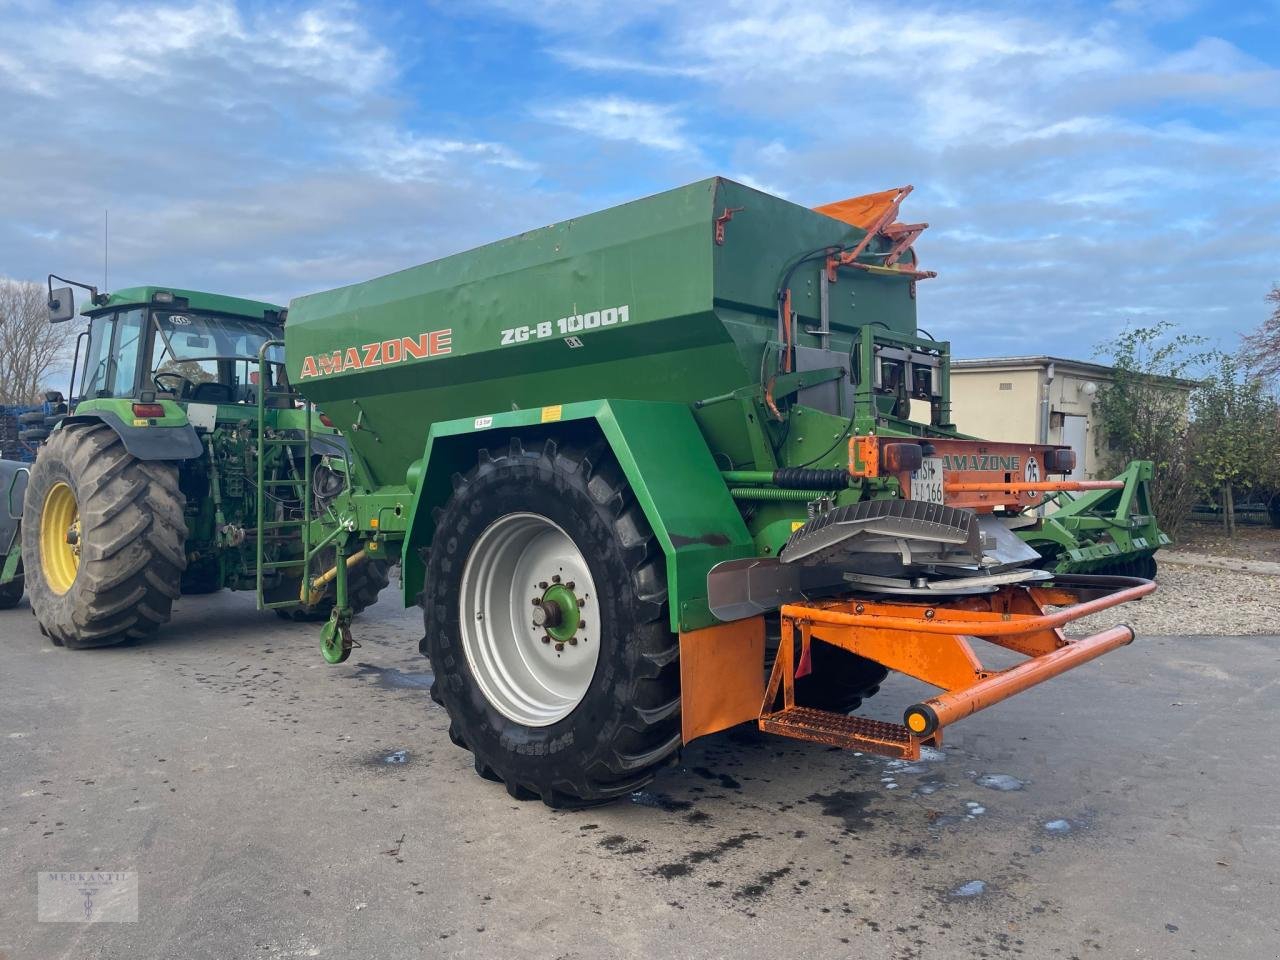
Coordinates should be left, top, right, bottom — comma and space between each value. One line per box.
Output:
500, 304, 630, 346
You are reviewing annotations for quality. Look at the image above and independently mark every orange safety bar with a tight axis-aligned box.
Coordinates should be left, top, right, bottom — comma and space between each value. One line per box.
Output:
760, 575, 1155, 758
909, 624, 1134, 736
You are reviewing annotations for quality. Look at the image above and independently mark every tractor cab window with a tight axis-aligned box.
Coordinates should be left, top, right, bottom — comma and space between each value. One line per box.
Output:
149, 310, 284, 404
79, 308, 147, 399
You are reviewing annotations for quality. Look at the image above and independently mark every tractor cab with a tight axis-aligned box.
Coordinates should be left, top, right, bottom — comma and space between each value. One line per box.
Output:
49, 281, 288, 410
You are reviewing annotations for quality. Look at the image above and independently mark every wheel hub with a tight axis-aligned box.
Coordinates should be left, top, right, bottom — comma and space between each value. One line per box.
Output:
534, 580, 582, 642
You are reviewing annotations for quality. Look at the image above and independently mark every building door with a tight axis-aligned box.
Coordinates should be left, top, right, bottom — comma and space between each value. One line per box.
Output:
1061, 414, 1087, 479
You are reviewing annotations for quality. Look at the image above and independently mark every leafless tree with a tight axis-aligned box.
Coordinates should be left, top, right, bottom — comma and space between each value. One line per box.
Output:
1241, 285, 1280, 382
0, 278, 76, 405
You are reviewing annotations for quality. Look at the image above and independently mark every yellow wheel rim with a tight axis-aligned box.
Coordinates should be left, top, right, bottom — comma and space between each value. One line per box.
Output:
40, 481, 81, 595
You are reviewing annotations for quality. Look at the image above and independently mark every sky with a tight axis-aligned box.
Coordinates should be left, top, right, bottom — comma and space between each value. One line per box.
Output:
0, 0, 1277, 358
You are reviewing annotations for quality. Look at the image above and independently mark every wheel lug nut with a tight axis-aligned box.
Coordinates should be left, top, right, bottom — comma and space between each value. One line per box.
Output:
566, 581, 575, 590
538, 581, 548, 590
577, 598, 585, 608
579, 621, 587, 629
541, 635, 551, 644
568, 637, 577, 646
532, 598, 542, 606
554, 642, 565, 652
552, 574, 561, 584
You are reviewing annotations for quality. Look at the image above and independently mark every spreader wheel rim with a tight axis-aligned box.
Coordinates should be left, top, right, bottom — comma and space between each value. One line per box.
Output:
458, 511, 601, 727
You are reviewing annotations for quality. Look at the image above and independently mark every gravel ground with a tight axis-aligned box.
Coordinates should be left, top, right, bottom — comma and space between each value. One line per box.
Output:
1072, 553, 1280, 637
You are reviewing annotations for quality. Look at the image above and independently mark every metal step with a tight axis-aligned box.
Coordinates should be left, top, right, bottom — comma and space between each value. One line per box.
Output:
758, 707, 932, 760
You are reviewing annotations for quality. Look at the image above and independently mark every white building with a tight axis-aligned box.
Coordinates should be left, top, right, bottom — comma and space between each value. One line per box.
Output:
948, 356, 1194, 480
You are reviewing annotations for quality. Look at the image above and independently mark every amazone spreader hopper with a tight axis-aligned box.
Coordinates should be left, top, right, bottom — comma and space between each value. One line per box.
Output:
274, 177, 1154, 806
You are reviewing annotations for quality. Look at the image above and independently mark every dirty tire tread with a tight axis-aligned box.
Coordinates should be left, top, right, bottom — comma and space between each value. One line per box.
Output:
21, 423, 186, 649
423, 433, 680, 808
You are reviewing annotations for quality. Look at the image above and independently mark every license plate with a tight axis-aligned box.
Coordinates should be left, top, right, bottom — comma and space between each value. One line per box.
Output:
910, 457, 945, 504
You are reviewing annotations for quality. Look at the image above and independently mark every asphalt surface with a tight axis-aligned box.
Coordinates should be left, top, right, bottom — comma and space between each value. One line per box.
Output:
2, 588, 1277, 960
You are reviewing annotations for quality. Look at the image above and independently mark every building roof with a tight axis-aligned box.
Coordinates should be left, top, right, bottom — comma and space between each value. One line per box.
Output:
953, 355, 1197, 389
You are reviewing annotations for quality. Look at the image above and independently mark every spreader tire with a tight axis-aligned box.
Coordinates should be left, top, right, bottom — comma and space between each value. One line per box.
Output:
268, 552, 391, 621
180, 560, 223, 595
423, 434, 680, 808
21, 422, 186, 649
794, 642, 888, 714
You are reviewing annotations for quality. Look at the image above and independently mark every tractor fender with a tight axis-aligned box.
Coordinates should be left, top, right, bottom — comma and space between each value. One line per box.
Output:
0, 459, 29, 554
399, 398, 755, 633
59, 411, 204, 461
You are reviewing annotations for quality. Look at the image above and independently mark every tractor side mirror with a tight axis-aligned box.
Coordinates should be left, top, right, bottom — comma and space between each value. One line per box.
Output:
48, 286, 75, 323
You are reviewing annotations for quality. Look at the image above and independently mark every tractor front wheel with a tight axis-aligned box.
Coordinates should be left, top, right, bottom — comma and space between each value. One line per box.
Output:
423, 435, 680, 808
21, 423, 186, 648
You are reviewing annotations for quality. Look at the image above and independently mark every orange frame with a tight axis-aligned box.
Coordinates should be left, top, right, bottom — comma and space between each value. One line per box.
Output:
759, 576, 1155, 758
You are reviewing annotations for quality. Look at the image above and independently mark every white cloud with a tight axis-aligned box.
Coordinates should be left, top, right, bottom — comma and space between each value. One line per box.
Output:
354, 129, 536, 183
535, 96, 692, 152
0, 0, 542, 305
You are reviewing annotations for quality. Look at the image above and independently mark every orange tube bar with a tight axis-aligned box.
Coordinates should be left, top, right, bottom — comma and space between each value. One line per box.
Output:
943, 480, 1124, 493
779, 578, 1154, 637
903, 624, 1135, 735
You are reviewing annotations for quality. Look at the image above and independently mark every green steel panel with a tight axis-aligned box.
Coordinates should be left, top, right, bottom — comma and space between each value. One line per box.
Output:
283, 177, 920, 492
399, 399, 753, 632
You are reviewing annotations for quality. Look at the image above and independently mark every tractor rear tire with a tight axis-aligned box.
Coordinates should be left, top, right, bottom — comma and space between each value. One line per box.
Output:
423, 435, 680, 808
21, 422, 186, 649
0, 561, 23, 610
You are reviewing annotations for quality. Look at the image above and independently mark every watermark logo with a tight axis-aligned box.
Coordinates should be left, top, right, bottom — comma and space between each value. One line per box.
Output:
38, 871, 138, 923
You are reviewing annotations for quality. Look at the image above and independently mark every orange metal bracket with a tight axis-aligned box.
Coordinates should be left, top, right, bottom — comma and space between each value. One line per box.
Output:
758, 576, 1154, 758
848, 435, 880, 478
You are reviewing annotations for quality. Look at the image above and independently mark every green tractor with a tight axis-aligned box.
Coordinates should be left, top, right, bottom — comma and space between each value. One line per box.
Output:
0, 279, 389, 647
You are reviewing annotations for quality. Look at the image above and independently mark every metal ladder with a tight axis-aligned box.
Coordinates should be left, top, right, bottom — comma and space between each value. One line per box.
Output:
254, 340, 313, 612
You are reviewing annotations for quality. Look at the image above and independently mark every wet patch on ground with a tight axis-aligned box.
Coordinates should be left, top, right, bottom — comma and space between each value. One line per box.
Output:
805, 789, 882, 833
652, 831, 762, 880
629, 790, 694, 812
349, 662, 436, 691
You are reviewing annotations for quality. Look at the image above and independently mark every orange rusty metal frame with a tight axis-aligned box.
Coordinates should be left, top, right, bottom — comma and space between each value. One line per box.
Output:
945, 479, 1124, 494
758, 575, 1155, 758
816, 185, 939, 283
846, 435, 1093, 511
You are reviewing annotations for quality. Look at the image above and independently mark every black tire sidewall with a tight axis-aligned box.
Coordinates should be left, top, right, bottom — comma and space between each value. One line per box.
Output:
22, 436, 89, 637
426, 445, 660, 797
